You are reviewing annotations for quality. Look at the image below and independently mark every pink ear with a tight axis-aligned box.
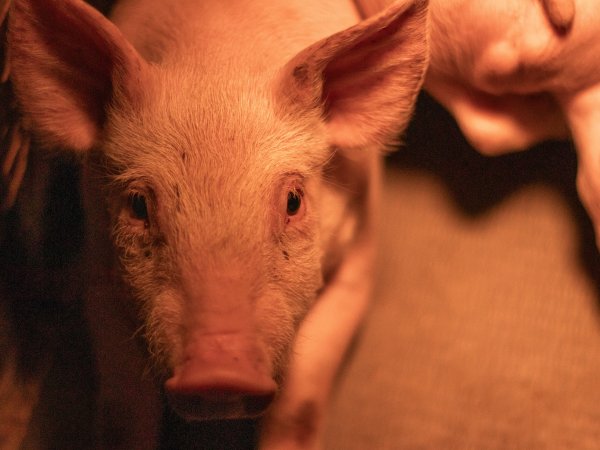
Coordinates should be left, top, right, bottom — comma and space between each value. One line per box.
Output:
8, 0, 148, 151
277, 0, 428, 150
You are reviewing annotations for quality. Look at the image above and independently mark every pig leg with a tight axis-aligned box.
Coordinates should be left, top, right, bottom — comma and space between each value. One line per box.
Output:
259, 238, 376, 450
259, 157, 380, 450
562, 84, 600, 245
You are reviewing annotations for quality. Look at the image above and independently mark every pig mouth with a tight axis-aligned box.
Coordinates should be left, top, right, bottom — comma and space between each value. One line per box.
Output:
164, 365, 279, 421
167, 386, 276, 421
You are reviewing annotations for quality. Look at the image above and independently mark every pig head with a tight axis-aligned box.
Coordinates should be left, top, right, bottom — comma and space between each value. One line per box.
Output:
8, 0, 427, 441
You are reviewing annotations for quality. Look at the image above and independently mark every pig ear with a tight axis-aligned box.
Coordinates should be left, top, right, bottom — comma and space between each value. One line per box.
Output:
8, 0, 149, 151
276, 0, 428, 150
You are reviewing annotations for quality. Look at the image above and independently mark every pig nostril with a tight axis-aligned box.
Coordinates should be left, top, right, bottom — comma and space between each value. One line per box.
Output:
167, 388, 276, 421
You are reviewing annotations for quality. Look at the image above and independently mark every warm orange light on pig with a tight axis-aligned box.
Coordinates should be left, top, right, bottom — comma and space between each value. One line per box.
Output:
8, 0, 428, 447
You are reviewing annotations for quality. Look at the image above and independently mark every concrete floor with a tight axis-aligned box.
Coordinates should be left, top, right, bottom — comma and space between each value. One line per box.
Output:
325, 95, 600, 449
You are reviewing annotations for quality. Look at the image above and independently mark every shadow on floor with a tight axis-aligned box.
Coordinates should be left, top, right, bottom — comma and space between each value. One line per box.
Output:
391, 93, 600, 306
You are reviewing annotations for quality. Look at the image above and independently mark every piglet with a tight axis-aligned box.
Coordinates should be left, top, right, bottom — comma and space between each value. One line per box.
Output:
7, 0, 428, 448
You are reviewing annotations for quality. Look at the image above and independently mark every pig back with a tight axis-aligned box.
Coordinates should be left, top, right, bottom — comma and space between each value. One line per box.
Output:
108, 0, 360, 68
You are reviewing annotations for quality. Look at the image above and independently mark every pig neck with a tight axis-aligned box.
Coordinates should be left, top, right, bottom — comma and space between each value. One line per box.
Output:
110, 0, 360, 72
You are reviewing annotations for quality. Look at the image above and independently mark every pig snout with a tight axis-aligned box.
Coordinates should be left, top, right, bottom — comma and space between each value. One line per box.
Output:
165, 333, 277, 421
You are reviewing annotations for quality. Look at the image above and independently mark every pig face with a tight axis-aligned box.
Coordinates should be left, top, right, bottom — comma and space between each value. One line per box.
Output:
8, 0, 427, 420
97, 70, 329, 390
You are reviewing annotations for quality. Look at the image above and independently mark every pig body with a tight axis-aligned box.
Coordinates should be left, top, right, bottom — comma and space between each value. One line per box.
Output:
7, 0, 428, 448
426, 0, 600, 246
358, 0, 600, 247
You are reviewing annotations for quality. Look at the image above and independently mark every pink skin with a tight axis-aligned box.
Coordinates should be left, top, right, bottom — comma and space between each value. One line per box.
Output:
8, 0, 427, 448
357, 0, 600, 248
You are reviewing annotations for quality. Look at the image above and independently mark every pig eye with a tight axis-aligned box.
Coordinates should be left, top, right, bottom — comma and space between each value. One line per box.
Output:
287, 190, 302, 216
129, 192, 149, 222
280, 178, 306, 228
